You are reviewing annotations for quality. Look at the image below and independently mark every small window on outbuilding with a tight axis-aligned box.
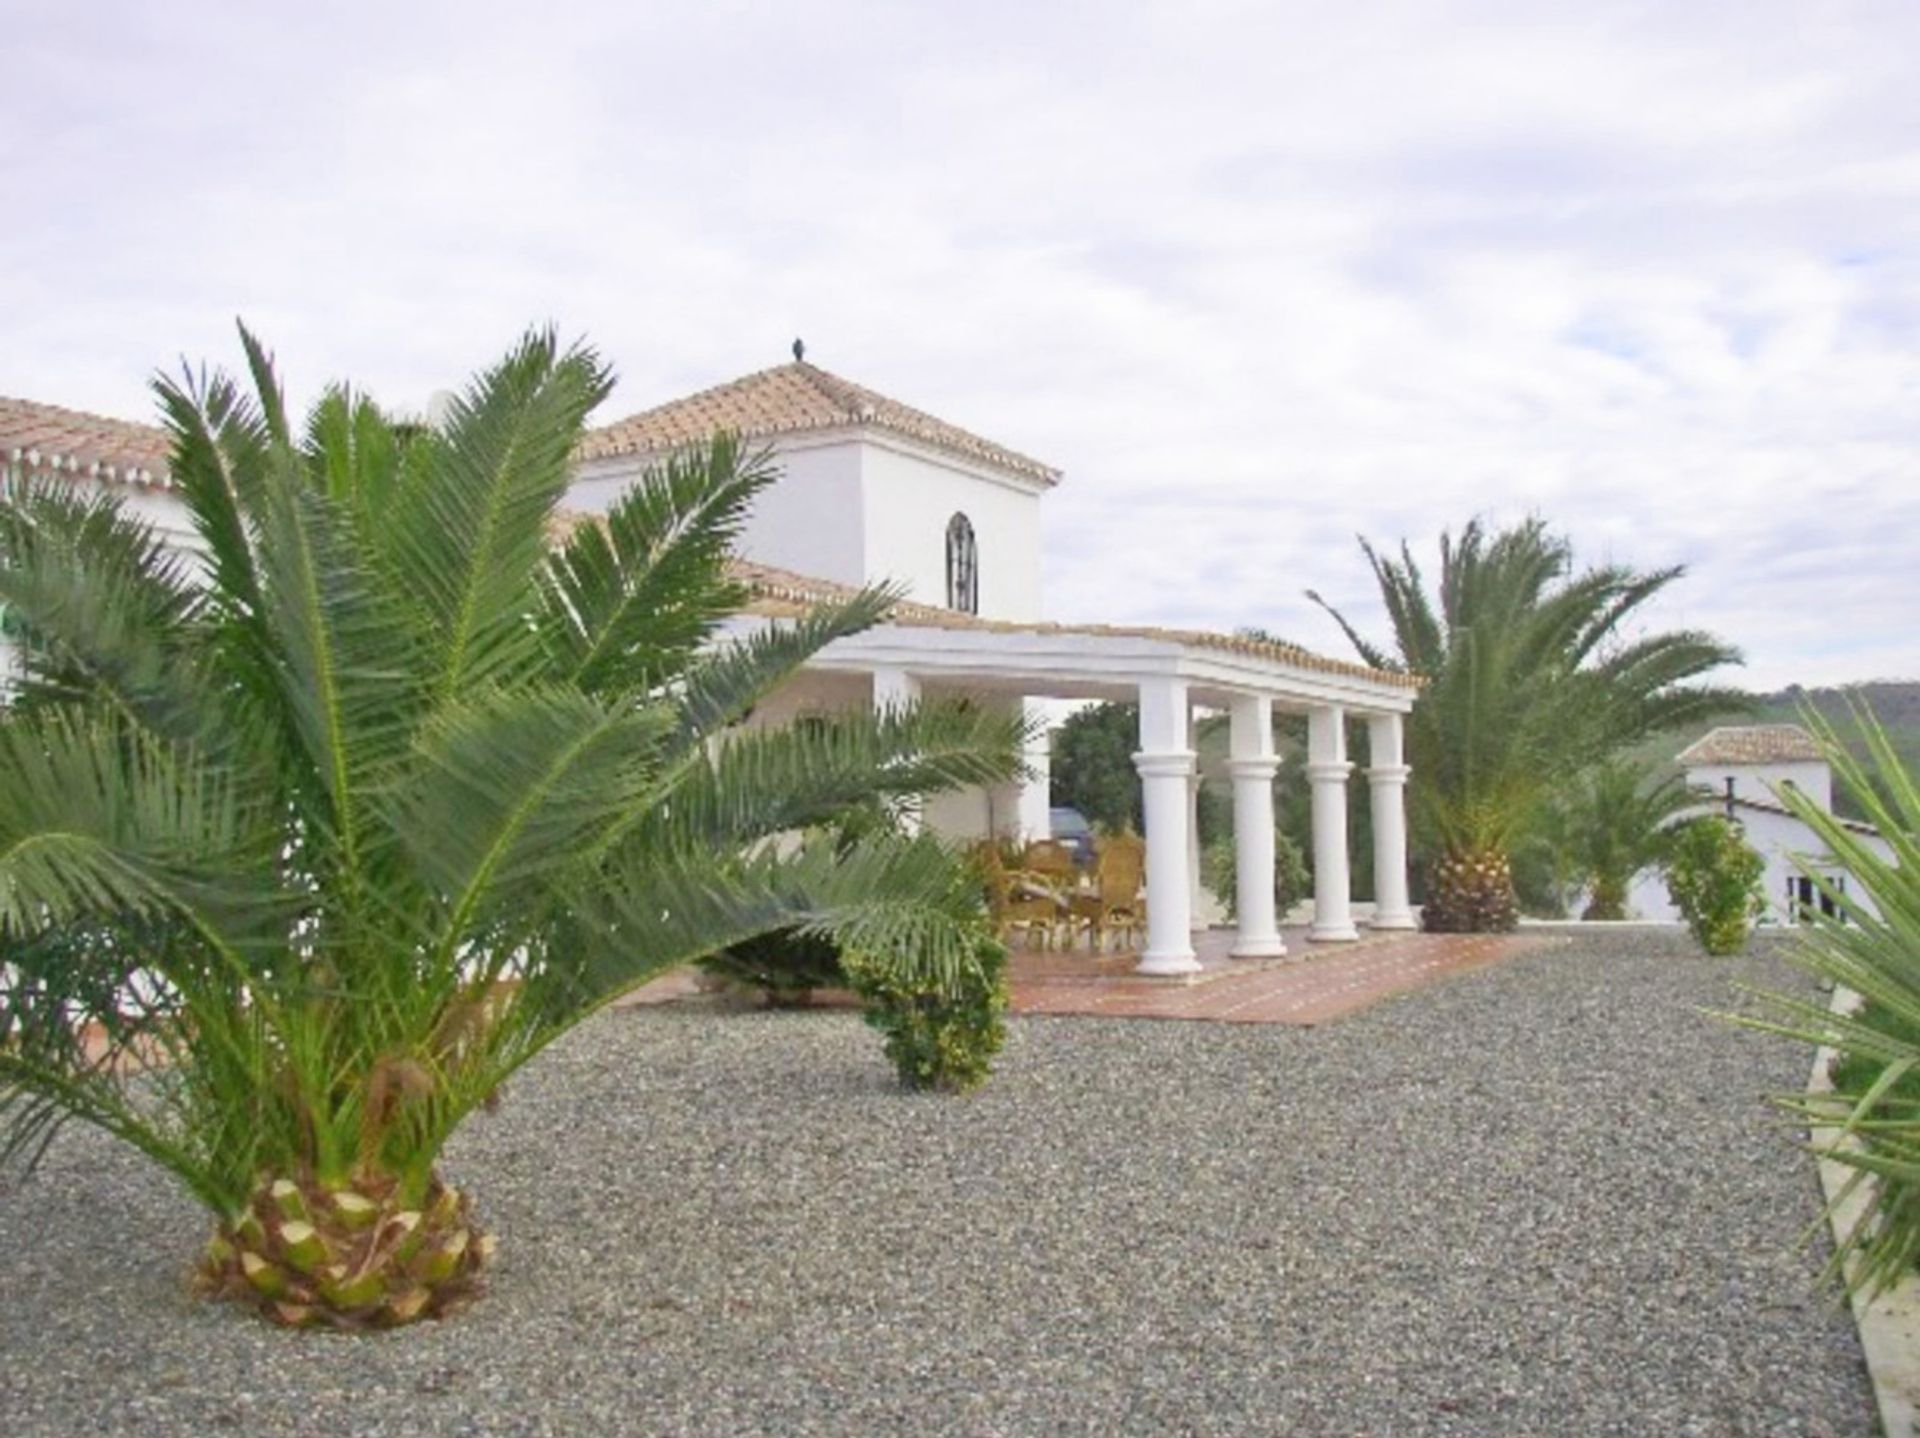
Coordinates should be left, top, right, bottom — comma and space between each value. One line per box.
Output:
945, 512, 978, 614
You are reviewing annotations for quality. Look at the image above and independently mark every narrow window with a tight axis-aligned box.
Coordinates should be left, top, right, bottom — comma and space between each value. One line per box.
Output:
945, 512, 978, 614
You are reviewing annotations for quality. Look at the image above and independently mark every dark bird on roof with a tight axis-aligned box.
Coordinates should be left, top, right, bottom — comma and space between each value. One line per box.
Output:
791, 338, 806, 363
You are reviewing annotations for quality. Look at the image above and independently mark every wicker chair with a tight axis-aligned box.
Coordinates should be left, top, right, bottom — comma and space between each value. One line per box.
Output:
1070, 834, 1147, 952
976, 841, 1067, 949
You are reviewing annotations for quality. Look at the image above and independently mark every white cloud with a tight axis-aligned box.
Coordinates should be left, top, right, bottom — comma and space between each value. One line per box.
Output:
2, 0, 1916, 691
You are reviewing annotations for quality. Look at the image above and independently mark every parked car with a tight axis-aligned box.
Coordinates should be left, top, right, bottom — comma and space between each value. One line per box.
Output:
1049, 806, 1097, 866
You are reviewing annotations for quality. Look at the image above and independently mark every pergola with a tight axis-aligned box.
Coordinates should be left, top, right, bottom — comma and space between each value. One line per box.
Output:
753, 586, 1421, 976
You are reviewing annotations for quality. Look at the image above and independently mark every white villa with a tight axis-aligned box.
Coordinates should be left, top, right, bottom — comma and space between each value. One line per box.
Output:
0, 354, 1421, 974
1626, 724, 1894, 924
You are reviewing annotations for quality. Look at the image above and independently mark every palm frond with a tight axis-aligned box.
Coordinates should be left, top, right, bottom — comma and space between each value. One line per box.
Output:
537, 435, 776, 694
396, 329, 613, 698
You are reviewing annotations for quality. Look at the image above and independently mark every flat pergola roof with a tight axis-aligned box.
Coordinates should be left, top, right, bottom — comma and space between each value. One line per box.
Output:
809, 621, 1415, 714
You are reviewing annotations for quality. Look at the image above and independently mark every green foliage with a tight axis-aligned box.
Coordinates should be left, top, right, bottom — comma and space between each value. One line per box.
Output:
702, 927, 846, 1005
1311, 518, 1742, 932
1740, 706, 1920, 1297
1202, 826, 1309, 919
848, 932, 1008, 1093
0, 326, 1026, 1322
1531, 760, 1697, 920
1664, 816, 1765, 954
1050, 701, 1141, 833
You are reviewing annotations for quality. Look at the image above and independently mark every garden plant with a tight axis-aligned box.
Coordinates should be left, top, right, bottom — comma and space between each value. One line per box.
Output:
1311, 518, 1741, 932
0, 327, 1026, 1329
1665, 815, 1766, 954
1744, 708, 1920, 1295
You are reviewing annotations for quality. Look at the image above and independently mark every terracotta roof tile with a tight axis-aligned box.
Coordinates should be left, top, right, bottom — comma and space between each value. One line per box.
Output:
0, 396, 171, 488
1678, 724, 1824, 767
579, 361, 1061, 485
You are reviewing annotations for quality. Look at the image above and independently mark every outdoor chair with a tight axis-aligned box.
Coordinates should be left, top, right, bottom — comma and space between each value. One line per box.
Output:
975, 841, 1068, 950
1070, 833, 1147, 952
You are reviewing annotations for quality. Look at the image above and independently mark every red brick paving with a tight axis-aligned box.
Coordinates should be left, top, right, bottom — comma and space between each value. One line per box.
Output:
1007, 925, 1562, 1025
615, 925, 1562, 1026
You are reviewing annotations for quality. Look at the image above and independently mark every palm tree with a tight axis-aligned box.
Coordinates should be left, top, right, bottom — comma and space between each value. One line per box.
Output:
1543, 760, 1697, 920
0, 327, 1025, 1329
1310, 518, 1741, 931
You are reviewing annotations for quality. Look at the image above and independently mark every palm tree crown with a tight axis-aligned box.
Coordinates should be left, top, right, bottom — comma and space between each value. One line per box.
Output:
0, 327, 1024, 1326
1311, 517, 1742, 930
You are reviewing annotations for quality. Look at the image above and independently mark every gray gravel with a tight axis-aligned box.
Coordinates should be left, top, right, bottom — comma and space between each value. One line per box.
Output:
0, 929, 1877, 1436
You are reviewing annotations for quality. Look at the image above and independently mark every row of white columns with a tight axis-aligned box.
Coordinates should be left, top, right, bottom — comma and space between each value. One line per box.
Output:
870, 667, 1413, 977
1134, 677, 1414, 976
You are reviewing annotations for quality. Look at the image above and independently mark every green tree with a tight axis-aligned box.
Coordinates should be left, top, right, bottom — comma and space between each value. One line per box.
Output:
1050, 700, 1142, 833
1541, 760, 1698, 920
1311, 518, 1741, 931
0, 327, 1024, 1329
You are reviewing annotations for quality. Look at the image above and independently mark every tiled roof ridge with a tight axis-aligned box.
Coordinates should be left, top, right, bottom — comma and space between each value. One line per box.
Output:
0, 395, 172, 488
1677, 723, 1824, 767
580, 360, 1061, 485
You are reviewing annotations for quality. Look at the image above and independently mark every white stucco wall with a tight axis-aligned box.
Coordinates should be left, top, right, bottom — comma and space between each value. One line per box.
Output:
569, 441, 869, 590
857, 439, 1044, 621
1685, 759, 1832, 814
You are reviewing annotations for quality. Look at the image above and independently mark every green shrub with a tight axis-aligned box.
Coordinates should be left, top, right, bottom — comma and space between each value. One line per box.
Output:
1664, 816, 1765, 954
699, 928, 846, 1005
1202, 826, 1310, 919
847, 933, 1008, 1093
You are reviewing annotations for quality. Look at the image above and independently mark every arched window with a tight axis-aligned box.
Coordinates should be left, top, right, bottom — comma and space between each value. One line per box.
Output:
945, 512, 978, 614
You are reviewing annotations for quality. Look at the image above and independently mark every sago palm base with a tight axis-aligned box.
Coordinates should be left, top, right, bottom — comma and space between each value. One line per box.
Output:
1424, 850, 1519, 933
199, 1170, 493, 1329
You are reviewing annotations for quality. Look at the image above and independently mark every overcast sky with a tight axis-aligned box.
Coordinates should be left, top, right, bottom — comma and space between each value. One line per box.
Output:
5, 0, 1916, 691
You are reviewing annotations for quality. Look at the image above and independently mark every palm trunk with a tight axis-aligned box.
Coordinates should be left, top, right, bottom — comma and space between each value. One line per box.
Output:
1424, 847, 1518, 932
200, 1169, 493, 1329
1582, 875, 1629, 922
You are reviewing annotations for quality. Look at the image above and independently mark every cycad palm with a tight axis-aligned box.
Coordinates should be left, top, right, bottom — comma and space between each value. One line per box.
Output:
0, 327, 1025, 1328
1311, 518, 1740, 931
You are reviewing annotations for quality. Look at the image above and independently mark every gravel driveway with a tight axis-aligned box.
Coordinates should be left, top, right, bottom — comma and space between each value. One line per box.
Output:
0, 929, 1876, 1436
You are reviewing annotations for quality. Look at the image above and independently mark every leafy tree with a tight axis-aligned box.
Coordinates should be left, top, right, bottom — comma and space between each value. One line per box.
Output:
1311, 518, 1742, 931
1050, 700, 1142, 833
0, 327, 1024, 1329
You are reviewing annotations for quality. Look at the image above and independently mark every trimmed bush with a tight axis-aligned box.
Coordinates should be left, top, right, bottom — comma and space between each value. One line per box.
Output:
1664, 815, 1765, 955
700, 928, 846, 1006
847, 934, 1008, 1093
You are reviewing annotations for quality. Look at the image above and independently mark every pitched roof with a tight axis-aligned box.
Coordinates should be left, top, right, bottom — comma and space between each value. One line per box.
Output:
0, 396, 171, 488
579, 361, 1061, 486
727, 557, 1419, 690
1678, 724, 1824, 767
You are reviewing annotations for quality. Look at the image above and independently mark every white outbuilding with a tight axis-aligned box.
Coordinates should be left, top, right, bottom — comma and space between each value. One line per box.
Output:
1626, 724, 1894, 924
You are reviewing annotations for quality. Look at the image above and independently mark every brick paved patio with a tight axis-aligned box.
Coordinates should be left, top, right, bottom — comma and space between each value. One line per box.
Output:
621, 925, 1562, 1026
1006, 925, 1562, 1025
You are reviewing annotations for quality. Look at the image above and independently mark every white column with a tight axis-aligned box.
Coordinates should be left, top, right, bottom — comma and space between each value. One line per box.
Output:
1017, 699, 1053, 840
872, 668, 923, 833
1367, 712, 1416, 929
1227, 693, 1285, 958
1133, 676, 1199, 975
1307, 704, 1358, 941
1187, 767, 1205, 925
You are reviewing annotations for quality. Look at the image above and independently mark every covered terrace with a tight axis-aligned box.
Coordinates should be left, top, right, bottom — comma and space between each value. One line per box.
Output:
738, 565, 1422, 976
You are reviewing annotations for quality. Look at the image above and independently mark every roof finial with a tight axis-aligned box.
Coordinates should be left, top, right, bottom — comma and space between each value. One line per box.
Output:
791, 337, 806, 363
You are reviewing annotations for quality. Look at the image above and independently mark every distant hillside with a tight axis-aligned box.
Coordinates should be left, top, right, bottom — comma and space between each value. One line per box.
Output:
1626, 679, 1920, 820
